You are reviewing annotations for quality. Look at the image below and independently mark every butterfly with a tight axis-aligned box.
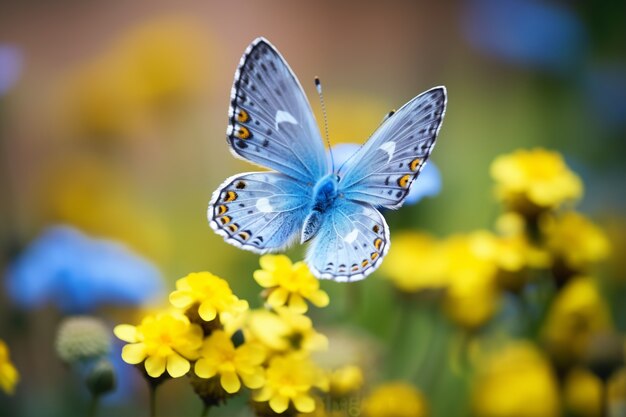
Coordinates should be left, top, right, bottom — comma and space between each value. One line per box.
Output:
208, 38, 447, 282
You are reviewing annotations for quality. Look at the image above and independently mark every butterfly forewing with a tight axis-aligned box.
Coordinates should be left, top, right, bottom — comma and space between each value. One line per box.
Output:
338, 87, 447, 209
227, 38, 328, 182
208, 172, 311, 253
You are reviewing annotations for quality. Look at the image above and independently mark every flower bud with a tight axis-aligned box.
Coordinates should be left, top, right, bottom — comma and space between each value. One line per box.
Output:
86, 359, 116, 396
55, 316, 111, 364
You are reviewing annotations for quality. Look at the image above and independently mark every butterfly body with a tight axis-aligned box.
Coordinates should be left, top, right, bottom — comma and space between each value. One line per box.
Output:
208, 38, 447, 282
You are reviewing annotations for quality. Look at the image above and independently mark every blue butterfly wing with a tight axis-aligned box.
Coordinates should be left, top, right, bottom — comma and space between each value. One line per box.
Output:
337, 87, 447, 208
227, 38, 328, 182
306, 199, 389, 281
208, 172, 311, 253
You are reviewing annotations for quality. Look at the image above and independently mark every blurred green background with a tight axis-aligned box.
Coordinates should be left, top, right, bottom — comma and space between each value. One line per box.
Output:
0, 1, 625, 417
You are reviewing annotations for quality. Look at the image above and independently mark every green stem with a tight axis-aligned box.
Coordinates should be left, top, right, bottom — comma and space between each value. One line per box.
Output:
601, 380, 608, 417
200, 404, 211, 417
88, 394, 100, 417
149, 383, 158, 417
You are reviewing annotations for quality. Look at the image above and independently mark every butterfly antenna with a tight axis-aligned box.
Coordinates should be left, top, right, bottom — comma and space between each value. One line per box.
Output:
315, 76, 334, 171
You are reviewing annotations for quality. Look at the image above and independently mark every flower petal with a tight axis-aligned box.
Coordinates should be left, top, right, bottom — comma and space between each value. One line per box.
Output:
169, 290, 194, 309
253, 270, 276, 288
308, 290, 330, 308
269, 394, 290, 413
194, 358, 217, 378
166, 352, 190, 378
121, 343, 147, 364
241, 370, 265, 389
267, 287, 289, 308
293, 394, 315, 413
145, 355, 166, 378
221, 371, 241, 394
114, 324, 139, 343
288, 293, 308, 314
198, 302, 217, 321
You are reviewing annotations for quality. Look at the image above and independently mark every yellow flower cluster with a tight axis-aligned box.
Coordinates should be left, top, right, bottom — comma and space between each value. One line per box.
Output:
115, 256, 331, 414
382, 148, 612, 333
490, 148, 583, 212
254, 254, 330, 313
61, 16, 212, 139
0, 339, 19, 395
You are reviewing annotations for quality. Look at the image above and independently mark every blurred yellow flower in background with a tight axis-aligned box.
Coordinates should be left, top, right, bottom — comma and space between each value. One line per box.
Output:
114, 311, 203, 378
169, 272, 248, 323
563, 367, 602, 417
246, 308, 328, 354
472, 342, 560, 417
541, 212, 611, 272
382, 232, 448, 294
254, 255, 329, 314
194, 330, 265, 394
327, 364, 364, 398
321, 92, 391, 146
38, 157, 169, 261
441, 232, 500, 330
362, 381, 428, 417
0, 340, 19, 395
542, 277, 613, 368
61, 16, 212, 138
253, 353, 328, 414
490, 148, 582, 212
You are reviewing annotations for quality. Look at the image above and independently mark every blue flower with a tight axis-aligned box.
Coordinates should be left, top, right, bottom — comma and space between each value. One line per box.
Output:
461, 0, 586, 73
0, 45, 22, 96
5, 226, 163, 313
329, 143, 441, 205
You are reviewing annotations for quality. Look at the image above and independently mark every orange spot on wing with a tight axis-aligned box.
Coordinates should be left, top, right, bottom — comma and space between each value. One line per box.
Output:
397, 174, 411, 189
374, 238, 383, 250
236, 109, 249, 123
361, 259, 369, 268
220, 216, 231, 225
237, 126, 251, 139
410, 158, 422, 172
224, 191, 237, 202
371, 252, 379, 261
217, 205, 228, 215
228, 223, 239, 232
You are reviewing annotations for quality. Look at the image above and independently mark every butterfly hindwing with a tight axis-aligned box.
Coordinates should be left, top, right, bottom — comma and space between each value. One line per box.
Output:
227, 38, 328, 182
306, 199, 390, 282
338, 87, 447, 209
208, 172, 311, 253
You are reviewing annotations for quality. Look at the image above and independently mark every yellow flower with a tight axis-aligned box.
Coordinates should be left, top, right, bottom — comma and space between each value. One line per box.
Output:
362, 381, 428, 417
169, 272, 248, 323
563, 367, 602, 417
542, 277, 612, 367
472, 342, 560, 417
441, 232, 501, 329
0, 340, 19, 395
38, 157, 169, 261
254, 255, 329, 313
114, 311, 203, 378
381, 232, 448, 293
62, 16, 212, 138
490, 148, 583, 212
246, 308, 328, 354
194, 330, 265, 394
541, 212, 611, 272
328, 365, 364, 397
254, 353, 328, 414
